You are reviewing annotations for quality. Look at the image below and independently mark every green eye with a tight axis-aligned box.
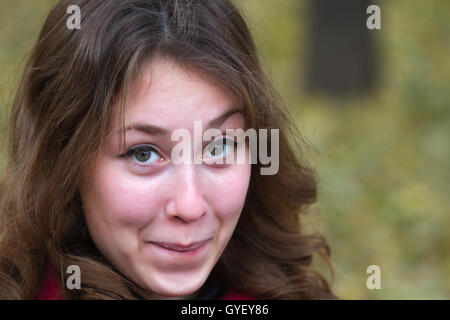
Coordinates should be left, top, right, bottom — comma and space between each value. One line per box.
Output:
204, 137, 237, 159
123, 145, 160, 165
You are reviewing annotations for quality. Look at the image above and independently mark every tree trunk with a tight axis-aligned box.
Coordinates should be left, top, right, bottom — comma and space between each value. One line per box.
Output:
305, 0, 377, 96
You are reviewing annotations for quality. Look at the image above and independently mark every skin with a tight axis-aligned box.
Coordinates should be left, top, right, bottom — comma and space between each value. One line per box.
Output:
79, 55, 252, 298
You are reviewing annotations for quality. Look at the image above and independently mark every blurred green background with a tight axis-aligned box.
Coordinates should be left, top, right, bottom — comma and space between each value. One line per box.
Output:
1, 0, 449, 299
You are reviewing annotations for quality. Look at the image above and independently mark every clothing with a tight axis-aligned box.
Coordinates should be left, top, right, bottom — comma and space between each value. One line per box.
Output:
35, 262, 254, 300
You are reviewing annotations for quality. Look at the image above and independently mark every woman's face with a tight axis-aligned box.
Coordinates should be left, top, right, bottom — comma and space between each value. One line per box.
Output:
79, 56, 251, 297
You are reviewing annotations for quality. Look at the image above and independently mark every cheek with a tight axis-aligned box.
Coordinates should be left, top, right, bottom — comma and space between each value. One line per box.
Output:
82, 160, 164, 228
206, 163, 251, 220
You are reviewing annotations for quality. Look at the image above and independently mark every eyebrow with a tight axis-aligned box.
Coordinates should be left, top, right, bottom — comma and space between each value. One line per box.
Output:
123, 108, 243, 136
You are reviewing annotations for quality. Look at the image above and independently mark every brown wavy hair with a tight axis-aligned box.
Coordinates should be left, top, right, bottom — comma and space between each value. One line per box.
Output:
0, 0, 336, 299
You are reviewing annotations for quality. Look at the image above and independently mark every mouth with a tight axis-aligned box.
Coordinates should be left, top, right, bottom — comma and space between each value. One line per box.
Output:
149, 239, 210, 253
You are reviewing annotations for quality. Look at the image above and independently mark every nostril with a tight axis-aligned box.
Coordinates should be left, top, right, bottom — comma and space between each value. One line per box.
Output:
166, 199, 207, 223
172, 208, 207, 223
173, 216, 187, 223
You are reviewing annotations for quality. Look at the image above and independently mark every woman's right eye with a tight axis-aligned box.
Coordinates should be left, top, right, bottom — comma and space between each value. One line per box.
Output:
120, 145, 162, 166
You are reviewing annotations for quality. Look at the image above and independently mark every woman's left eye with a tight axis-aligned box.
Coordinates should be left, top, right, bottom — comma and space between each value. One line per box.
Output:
203, 137, 238, 159
120, 145, 161, 165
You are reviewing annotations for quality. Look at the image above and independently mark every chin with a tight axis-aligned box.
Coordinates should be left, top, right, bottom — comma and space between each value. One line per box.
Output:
142, 270, 210, 298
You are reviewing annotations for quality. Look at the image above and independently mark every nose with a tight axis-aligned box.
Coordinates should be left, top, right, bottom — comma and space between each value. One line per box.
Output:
165, 164, 208, 223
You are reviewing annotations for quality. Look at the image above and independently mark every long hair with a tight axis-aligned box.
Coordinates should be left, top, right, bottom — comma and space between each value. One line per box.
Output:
0, 0, 336, 299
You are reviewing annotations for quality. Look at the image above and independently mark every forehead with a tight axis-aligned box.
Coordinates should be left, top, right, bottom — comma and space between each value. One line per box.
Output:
109, 56, 244, 132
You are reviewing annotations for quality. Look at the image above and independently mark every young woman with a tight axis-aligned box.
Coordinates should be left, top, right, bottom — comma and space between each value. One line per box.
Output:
0, 0, 336, 299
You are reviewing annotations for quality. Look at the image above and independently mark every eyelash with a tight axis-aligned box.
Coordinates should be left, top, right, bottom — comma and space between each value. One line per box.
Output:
120, 137, 239, 168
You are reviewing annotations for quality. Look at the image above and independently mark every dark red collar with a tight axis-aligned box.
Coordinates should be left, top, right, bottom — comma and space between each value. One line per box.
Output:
35, 262, 63, 300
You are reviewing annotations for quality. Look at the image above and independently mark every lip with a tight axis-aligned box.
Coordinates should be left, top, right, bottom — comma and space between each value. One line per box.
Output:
149, 239, 210, 253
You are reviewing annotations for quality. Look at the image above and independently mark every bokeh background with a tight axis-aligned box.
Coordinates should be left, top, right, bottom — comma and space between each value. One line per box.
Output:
1, 0, 449, 299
